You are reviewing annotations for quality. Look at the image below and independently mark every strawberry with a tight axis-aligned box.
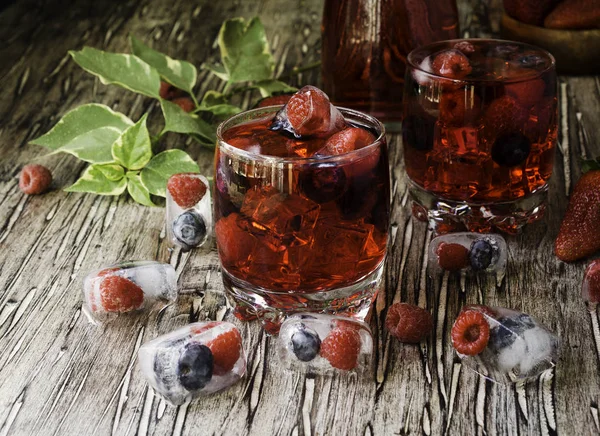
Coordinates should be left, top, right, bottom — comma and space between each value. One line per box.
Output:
451, 310, 490, 355
99, 275, 144, 312
167, 173, 207, 209
19, 164, 52, 195
555, 169, 600, 262
436, 242, 470, 271
503, 0, 559, 26
255, 93, 293, 108
319, 326, 362, 370
544, 0, 600, 29
385, 303, 433, 343
206, 328, 243, 375
584, 260, 600, 304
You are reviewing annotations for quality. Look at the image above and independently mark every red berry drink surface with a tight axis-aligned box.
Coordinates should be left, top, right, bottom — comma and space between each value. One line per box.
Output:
167, 173, 207, 209
206, 328, 242, 375
19, 164, 52, 195
319, 327, 362, 371
385, 303, 433, 343
451, 310, 490, 355
99, 275, 144, 313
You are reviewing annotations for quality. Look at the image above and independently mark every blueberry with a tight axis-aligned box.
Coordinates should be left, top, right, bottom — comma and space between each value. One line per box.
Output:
510, 53, 545, 69
491, 132, 531, 167
173, 211, 207, 250
402, 114, 435, 151
299, 163, 347, 204
487, 315, 536, 352
291, 327, 321, 362
177, 342, 213, 391
469, 239, 494, 270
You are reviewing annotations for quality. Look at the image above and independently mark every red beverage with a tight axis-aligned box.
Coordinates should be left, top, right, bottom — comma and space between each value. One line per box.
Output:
402, 39, 558, 234
214, 105, 389, 326
321, 0, 459, 125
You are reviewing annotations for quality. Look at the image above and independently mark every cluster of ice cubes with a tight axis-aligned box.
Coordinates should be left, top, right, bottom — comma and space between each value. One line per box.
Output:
138, 322, 246, 406
458, 307, 559, 383
82, 261, 177, 323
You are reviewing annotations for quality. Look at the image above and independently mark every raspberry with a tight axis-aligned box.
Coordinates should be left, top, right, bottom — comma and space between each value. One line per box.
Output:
436, 242, 470, 271
585, 260, 600, 304
451, 310, 490, 355
439, 91, 481, 125
460, 304, 497, 319
481, 96, 529, 138
453, 41, 475, 55
99, 275, 144, 312
322, 127, 376, 156
167, 173, 207, 209
385, 303, 433, 343
190, 321, 221, 335
172, 97, 195, 113
19, 164, 52, 195
255, 94, 293, 108
506, 78, 545, 108
412, 203, 428, 222
431, 49, 472, 80
319, 327, 362, 370
215, 214, 256, 267
206, 328, 242, 375
285, 85, 333, 136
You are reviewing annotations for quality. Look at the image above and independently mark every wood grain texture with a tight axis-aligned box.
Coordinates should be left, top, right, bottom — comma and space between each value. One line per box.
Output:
0, 0, 599, 434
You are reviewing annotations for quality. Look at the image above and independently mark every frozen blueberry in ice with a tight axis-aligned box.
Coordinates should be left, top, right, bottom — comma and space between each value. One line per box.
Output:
299, 162, 347, 204
469, 239, 494, 270
402, 114, 435, 151
491, 132, 531, 167
291, 327, 321, 362
488, 314, 537, 352
173, 210, 207, 250
177, 342, 214, 391
510, 53, 546, 69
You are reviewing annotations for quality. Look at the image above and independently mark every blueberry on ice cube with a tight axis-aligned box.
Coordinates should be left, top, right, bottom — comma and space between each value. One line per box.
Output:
291, 327, 321, 362
173, 210, 207, 250
469, 239, 494, 270
177, 342, 213, 391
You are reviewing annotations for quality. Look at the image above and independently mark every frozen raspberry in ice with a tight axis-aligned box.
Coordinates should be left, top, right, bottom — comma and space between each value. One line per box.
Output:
321, 127, 376, 156
428, 232, 507, 276
506, 78, 545, 108
439, 90, 481, 125
166, 173, 212, 251
138, 321, 246, 406
452, 307, 559, 383
431, 49, 472, 80
453, 41, 476, 55
385, 303, 433, 343
269, 85, 346, 138
215, 213, 257, 269
482, 96, 529, 138
582, 259, 600, 306
277, 314, 372, 373
83, 261, 177, 323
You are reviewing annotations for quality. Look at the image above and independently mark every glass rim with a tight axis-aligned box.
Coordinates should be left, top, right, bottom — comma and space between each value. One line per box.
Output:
406, 38, 556, 84
216, 105, 386, 165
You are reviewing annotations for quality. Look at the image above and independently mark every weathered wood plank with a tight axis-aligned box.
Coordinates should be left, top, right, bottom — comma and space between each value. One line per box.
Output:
0, 0, 599, 435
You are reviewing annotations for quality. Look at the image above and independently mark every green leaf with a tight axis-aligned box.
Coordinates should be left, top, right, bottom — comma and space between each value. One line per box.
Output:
65, 164, 127, 195
582, 158, 600, 173
203, 63, 230, 82
126, 173, 156, 206
254, 79, 297, 98
160, 99, 216, 145
112, 114, 152, 170
197, 91, 242, 119
31, 104, 133, 163
130, 36, 197, 96
69, 47, 161, 98
218, 17, 275, 83
140, 149, 199, 197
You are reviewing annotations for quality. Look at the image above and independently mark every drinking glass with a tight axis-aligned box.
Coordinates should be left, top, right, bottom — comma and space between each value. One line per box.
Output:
402, 39, 558, 234
214, 106, 390, 330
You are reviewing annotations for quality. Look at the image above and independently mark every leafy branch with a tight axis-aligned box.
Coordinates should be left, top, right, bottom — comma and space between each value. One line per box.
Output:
30, 16, 319, 206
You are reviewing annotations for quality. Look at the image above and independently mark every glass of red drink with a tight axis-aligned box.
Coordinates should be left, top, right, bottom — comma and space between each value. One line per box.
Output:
214, 101, 389, 329
402, 39, 557, 234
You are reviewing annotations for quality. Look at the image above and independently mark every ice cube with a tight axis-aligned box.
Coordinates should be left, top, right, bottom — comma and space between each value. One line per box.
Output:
452, 306, 559, 383
166, 174, 212, 251
83, 261, 178, 323
428, 232, 507, 276
138, 321, 246, 406
277, 314, 372, 374
582, 259, 600, 308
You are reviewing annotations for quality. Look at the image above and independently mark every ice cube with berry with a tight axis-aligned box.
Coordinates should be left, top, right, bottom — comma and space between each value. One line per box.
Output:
83, 261, 178, 323
277, 314, 373, 373
138, 321, 246, 406
582, 259, 600, 309
429, 232, 507, 276
451, 306, 559, 383
166, 173, 212, 251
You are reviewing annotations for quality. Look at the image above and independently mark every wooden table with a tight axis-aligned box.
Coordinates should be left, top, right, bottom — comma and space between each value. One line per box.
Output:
1, 0, 599, 434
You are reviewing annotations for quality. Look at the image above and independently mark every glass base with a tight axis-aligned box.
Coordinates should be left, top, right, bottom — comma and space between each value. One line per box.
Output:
222, 262, 384, 334
409, 182, 548, 235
